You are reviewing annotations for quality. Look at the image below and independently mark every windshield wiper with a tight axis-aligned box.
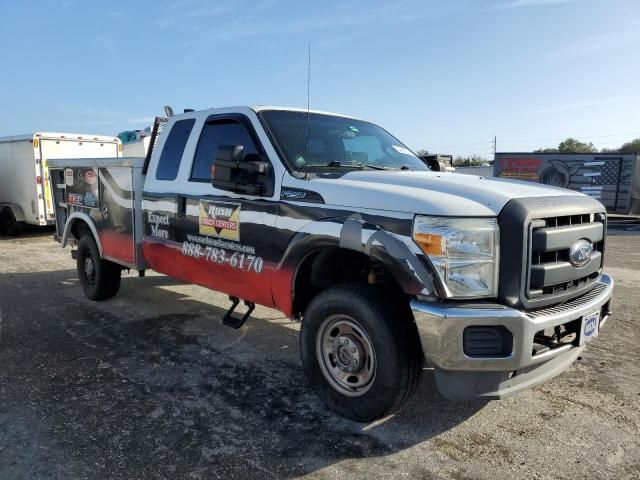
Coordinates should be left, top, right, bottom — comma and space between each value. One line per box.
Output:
305, 161, 389, 171
306, 161, 363, 169
360, 163, 387, 170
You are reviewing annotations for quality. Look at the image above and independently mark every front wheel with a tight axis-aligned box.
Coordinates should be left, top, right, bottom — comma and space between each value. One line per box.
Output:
77, 234, 122, 300
300, 283, 423, 422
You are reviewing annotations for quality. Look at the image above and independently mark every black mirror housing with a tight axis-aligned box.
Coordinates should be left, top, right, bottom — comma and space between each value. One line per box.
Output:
212, 145, 273, 196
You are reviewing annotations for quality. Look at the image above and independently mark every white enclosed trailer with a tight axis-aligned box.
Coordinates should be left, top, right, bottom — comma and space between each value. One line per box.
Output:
0, 132, 121, 234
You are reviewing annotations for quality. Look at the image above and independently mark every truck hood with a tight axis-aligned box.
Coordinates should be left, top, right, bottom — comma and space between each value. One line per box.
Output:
302, 170, 584, 216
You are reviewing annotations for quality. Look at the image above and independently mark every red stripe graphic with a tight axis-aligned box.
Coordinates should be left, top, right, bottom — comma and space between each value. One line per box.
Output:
100, 230, 135, 265
142, 239, 281, 311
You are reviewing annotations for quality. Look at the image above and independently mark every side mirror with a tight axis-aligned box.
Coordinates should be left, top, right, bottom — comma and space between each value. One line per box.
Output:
421, 155, 446, 172
212, 145, 272, 195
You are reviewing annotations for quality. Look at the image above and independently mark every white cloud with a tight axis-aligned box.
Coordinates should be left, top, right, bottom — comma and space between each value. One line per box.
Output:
490, 0, 576, 10
126, 117, 156, 125
546, 26, 640, 58
536, 95, 640, 114
178, 0, 438, 60
96, 36, 117, 59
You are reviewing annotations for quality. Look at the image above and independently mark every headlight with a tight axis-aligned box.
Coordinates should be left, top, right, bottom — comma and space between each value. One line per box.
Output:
412, 216, 499, 298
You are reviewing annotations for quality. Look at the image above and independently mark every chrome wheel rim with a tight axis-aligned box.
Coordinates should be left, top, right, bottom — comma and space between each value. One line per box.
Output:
84, 254, 96, 284
316, 315, 376, 397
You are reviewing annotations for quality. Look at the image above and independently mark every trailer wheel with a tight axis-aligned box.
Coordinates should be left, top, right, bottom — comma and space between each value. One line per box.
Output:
1, 208, 23, 236
77, 234, 122, 300
300, 283, 423, 422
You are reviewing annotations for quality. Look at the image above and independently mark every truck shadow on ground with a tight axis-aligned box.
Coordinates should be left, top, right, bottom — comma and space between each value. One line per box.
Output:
0, 269, 487, 479
0, 225, 56, 240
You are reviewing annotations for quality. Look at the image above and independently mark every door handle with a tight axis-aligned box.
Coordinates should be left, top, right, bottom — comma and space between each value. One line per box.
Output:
176, 195, 187, 219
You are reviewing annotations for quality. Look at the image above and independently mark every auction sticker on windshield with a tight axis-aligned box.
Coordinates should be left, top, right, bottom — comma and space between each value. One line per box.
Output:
579, 310, 600, 346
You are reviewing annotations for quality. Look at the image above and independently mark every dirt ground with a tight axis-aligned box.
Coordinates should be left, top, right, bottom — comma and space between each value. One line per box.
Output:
1, 226, 639, 479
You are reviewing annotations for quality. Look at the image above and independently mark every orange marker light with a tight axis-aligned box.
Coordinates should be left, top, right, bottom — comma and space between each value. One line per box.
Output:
414, 232, 443, 255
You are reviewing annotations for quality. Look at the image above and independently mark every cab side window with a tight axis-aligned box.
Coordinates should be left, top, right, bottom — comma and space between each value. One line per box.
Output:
190, 121, 258, 182
155, 119, 195, 181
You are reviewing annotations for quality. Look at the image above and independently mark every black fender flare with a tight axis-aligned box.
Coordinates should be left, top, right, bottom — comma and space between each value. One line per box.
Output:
273, 214, 439, 315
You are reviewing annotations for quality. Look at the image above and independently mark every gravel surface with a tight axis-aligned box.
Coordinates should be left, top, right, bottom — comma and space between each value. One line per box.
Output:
1, 227, 639, 479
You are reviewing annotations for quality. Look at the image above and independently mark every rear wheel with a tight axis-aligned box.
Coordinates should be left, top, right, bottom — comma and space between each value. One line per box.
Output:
77, 234, 122, 300
1, 208, 23, 236
300, 283, 423, 422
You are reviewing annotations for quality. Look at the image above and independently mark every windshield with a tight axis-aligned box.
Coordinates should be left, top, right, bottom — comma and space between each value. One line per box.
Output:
260, 110, 428, 173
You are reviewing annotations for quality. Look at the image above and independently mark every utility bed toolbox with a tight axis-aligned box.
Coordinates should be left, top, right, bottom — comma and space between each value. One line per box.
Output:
48, 157, 146, 268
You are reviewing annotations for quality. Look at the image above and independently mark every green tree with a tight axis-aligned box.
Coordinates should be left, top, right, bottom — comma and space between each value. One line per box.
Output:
453, 155, 486, 166
619, 138, 640, 153
535, 137, 597, 153
557, 138, 597, 153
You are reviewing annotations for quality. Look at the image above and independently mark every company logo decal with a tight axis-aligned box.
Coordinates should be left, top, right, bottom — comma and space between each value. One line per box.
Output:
569, 239, 593, 267
84, 192, 97, 207
65, 168, 74, 187
584, 314, 598, 338
84, 170, 97, 185
498, 157, 542, 180
199, 201, 240, 241
281, 190, 307, 200
68, 193, 84, 206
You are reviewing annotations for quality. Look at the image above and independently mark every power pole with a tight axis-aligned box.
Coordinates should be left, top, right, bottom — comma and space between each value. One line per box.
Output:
492, 135, 497, 157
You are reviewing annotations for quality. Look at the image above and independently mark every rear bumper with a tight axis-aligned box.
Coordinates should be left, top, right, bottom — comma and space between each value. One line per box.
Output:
411, 273, 614, 399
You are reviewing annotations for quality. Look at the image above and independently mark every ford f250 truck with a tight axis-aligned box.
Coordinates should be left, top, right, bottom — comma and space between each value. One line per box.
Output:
47, 106, 614, 421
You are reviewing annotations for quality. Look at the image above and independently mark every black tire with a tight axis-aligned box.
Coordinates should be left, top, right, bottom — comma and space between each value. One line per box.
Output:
76, 234, 122, 300
1, 208, 23, 236
300, 283, 423, 422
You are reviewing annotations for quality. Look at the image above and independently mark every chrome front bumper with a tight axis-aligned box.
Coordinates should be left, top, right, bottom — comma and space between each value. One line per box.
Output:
411, 273, 614, 399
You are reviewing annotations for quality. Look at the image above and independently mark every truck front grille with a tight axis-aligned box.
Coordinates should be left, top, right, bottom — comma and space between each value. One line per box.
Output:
527, 213, 605, 301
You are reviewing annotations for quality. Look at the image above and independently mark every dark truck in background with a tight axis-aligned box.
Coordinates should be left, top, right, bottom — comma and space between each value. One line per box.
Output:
47, 106, 614, 421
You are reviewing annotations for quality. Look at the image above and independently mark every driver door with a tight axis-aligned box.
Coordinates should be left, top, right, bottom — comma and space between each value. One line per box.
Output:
175, 115, 279, 308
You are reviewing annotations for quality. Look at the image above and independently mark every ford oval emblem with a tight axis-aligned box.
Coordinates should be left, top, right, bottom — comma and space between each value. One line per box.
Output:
569, 239, 593, 267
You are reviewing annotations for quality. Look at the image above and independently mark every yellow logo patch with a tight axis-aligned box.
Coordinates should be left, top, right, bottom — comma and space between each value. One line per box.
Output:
199, 201, 240, 241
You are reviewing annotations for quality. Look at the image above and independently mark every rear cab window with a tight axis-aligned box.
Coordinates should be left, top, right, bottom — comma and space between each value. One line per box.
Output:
156, 119, 196, 181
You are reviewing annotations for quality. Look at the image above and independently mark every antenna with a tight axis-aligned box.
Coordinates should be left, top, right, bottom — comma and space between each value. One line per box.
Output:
307, 43, 311, 115
305, 43, 311, 179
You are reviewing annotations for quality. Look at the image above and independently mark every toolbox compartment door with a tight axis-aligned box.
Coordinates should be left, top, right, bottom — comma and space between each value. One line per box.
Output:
39, 138, 120, 221
99, 166, 136, 265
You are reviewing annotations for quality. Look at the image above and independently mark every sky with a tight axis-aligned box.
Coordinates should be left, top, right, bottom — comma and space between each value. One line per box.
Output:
0, 0, 639, 158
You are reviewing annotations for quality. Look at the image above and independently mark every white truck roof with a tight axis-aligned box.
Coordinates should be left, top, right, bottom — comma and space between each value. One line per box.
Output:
0, 132, 120, 143
250, 105, 359, 120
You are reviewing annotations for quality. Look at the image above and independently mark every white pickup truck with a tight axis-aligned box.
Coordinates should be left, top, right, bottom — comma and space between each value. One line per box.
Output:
47, 106, 613, 421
